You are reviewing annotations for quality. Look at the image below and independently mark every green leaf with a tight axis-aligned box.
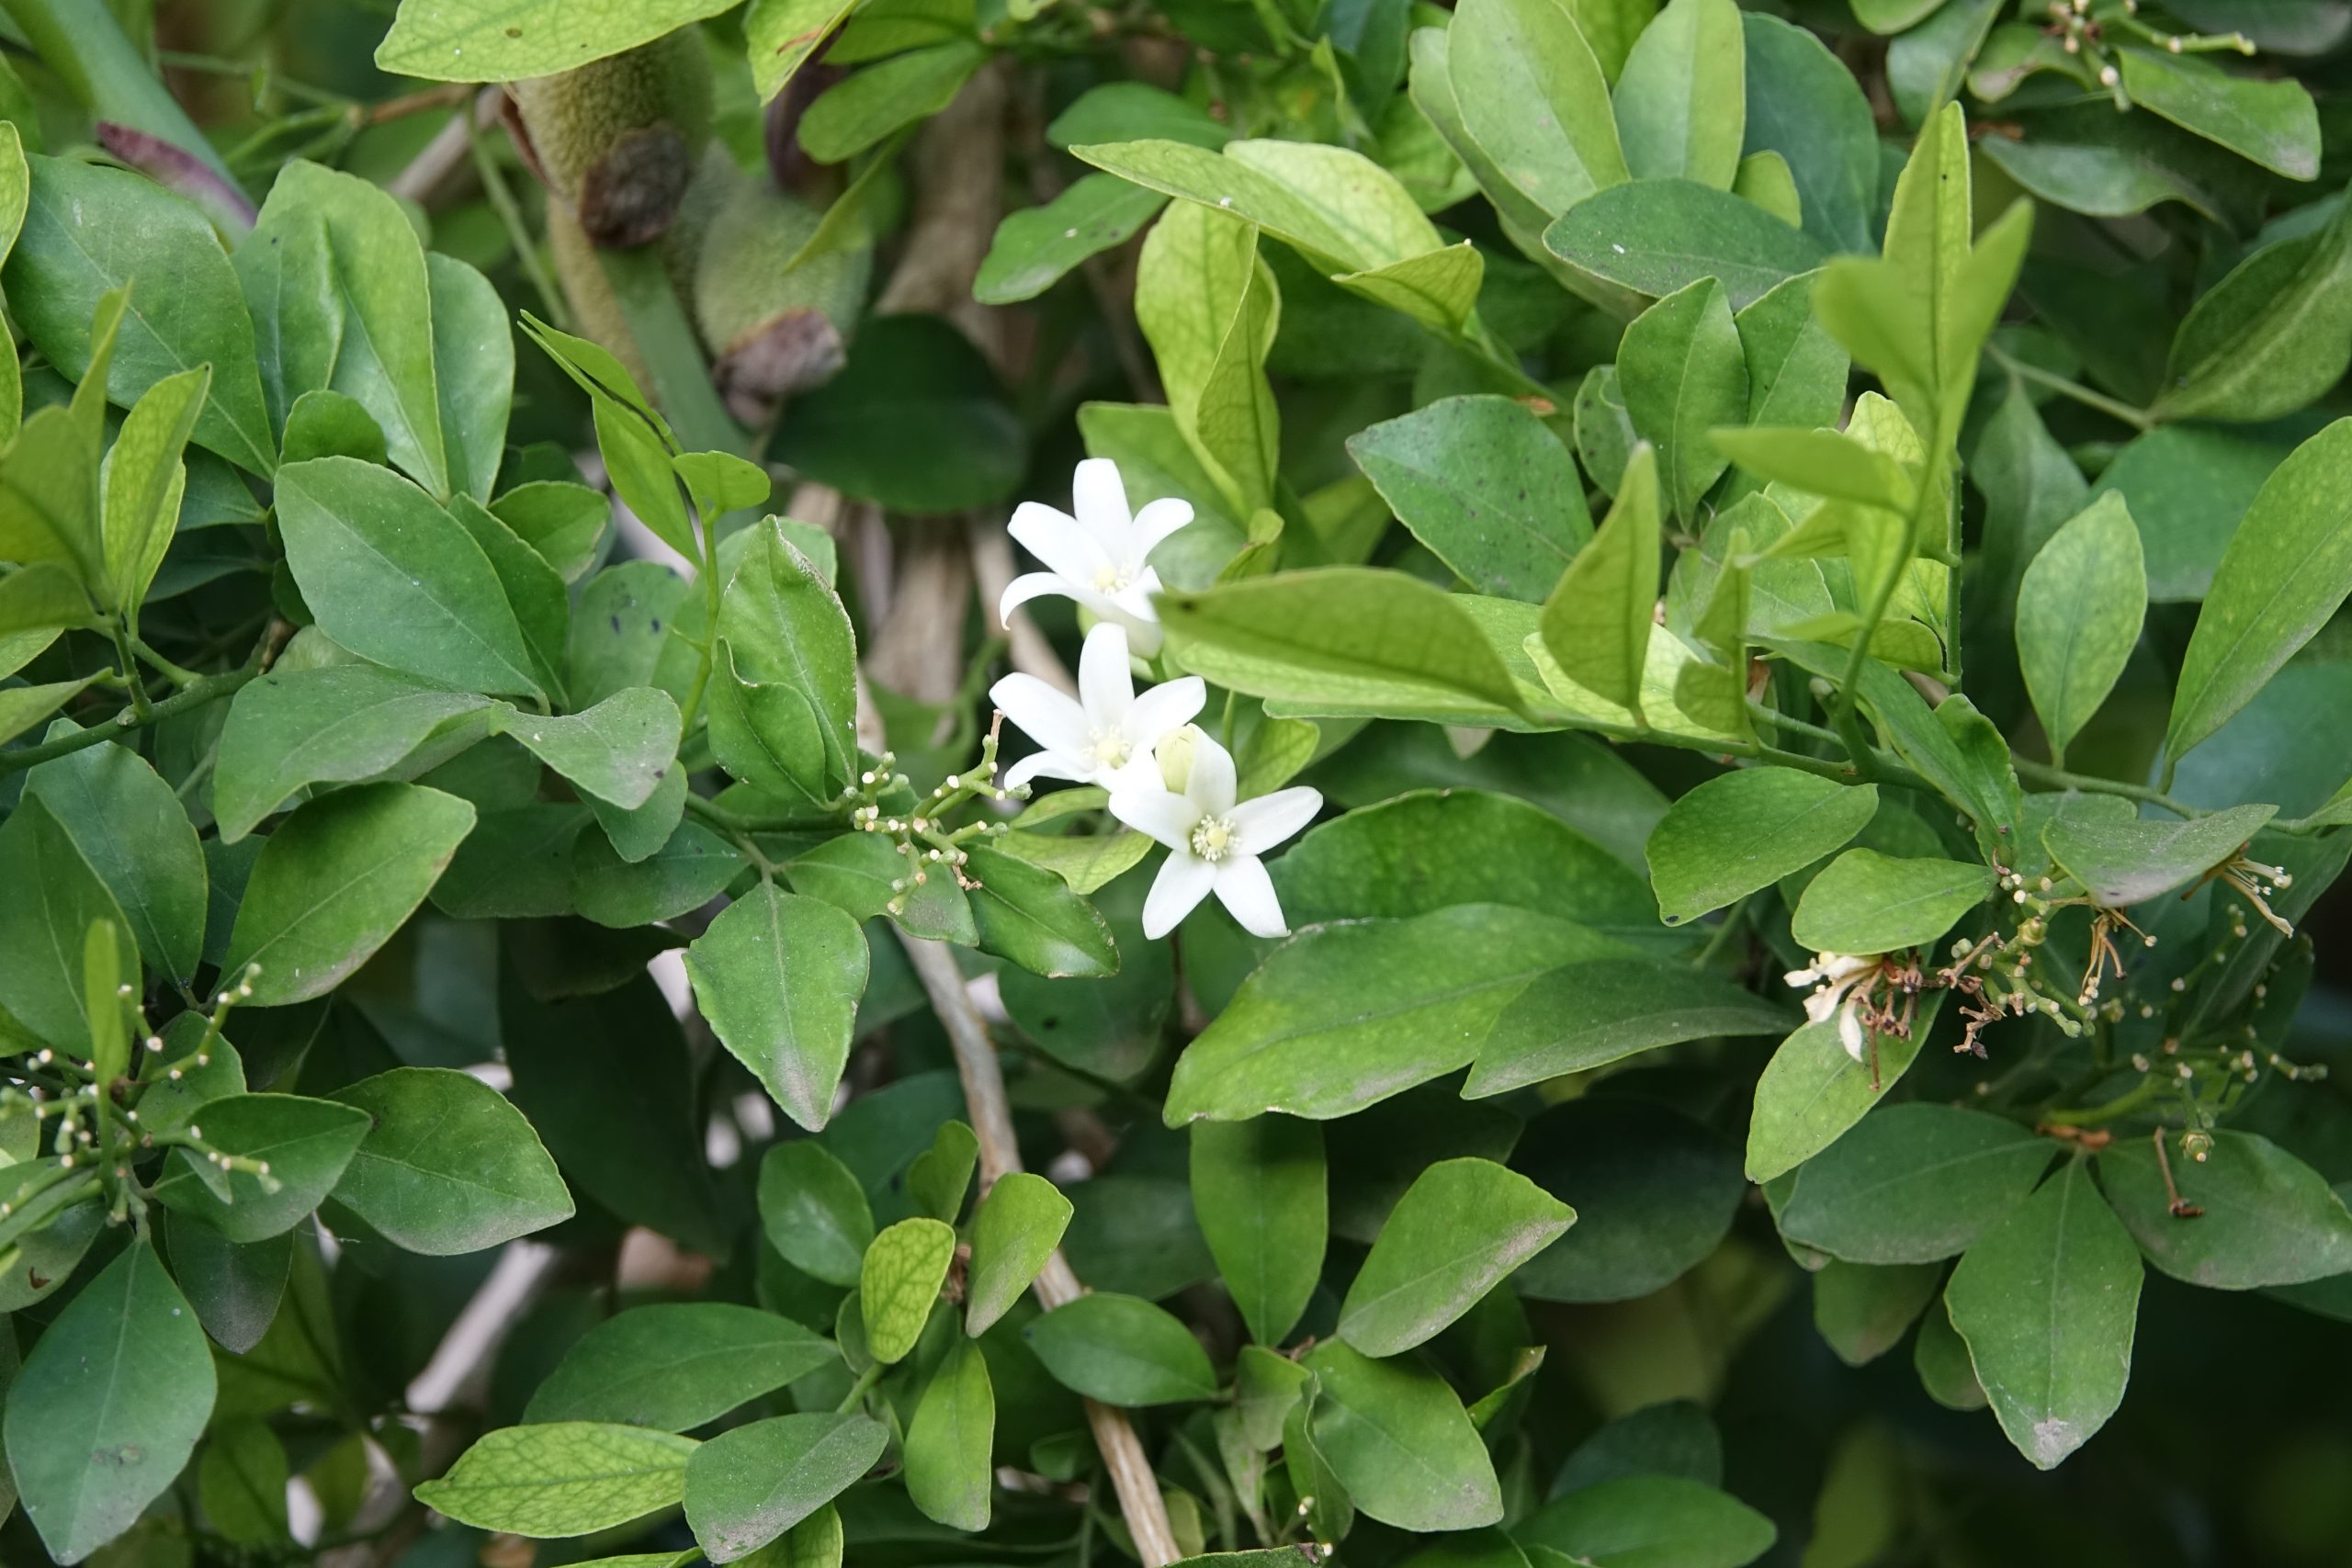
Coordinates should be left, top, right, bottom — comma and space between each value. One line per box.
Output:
907, 1121, 978, 1224
450, 493, 570, 702
1520, 1475, 1775, 1568
26, 731, 208, 983
1164, 905, 1630, 1123
329, 1066, 575, 1254
2114, 46, 2319, 180
7, 155, 274, 474
1736, 271, 1851, 434
3, 1244, 215, 1565
153, 1093, 370, 1243
904, 1338, 994, 1530
683, 1414, 888, 1563
1740, 14, 1877, 253
1612, 0, 1745, 189
1345, 395, 1591, 602
975, 175, 1168, 306
276, 457, 544, 700
745, 0, 861, 100
1778, 1105, 2052, 1264
1539, 444, 1660, 718
377, 0, 737, 81
719, 523, 861, 799
221, 782, 476, 1007
507, 688, 681, 811
494, 481, 610, 582
199, 1419, 290, 1547
1464, 958, 1792, 1094
2154, 201, 2352, 423
0, 675, 94, 749
100, 364, 207, 614
2165, 419, 2352, 761
415, 1423, 697, 1537
429, 253, 510, 500
212, 665, 497, 843
1645, 768, 1876, 925
2014, 493, 2145, 761
525, 1304, 837, 1431
2042, 802, 2276, 908
2098, 1129, 2352, 1289
803, 42, 986, 164
759, 1140, 875, 1288
1339, 1156, 1571, 1356
1191, 1116, 1327, 1345
1812, 1259, 1942, 1367
574, 819, 745, 927
1620, 279, 1746, 523
965, 1171, 1073, 1335
1789, 849, 1992, 955
773, 316, 1024, 513
860, 1217, 956, 1363
1447, 0, 1627, 217
594, 399, 693, 559
1304, 1339, 1502, 1532
1746, 1007, 1933, 1183
1543, 179, 1825, 310
1159, 567, 1530, 722
1136, 202, 1283, 513
1049, 84, 1237, 152
1946, 1158, 2141, 1470
1024, 1292, 1218, 1404
1914, 1290, 1987, 1411
685, 884, 870, 1133
964, 846, 1118, 979
437, 800, 588, 919
1512, 1097, 1745, 1302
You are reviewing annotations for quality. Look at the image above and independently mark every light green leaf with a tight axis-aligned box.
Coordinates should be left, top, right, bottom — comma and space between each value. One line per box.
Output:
221, 782, 476, 1007
506, 687, 681, 811
2115, 46, 2319, 180
212, 665, 496, 843
1164, 905, 1630, 1123
1612, 0, 1745, 189
377, 0, 739, 82
1346, 395, 1591, 602
99, 365, 207, 614
1340, 1156, 1571, 1356
904, 1338, 994, 1530
745, 0, 862, 100
525, 1303, 837, 1431
1778, 1104, 2052, 1264
330, 1066, 575, 1254
1305, 1339, 1502, 1532
801, 42, 986, 164
1191, 1116, 1327, 1345
1448, 0, 1627, 217
718, 522, 860, 795
153, 1093, 370, 1242
2042, 802, 2276, 909
1745, 1004, 1936, 1184
1464, 958, 1792, 1095
1946, 1158, 2141, 1470
965, 844, 1119, 979
1788, 848, 1992, 956
965, 1171, 1073, 1335
1544, 178, 1824, 310
860, 1217, 955, 1363
2165, 419, 2352, 761
415, 1423, 697, 1537
976, 175, 1168, 306
3, 1245, 215, 1564
1645, 768, 1877, 925
2154, 199, 2352, 423
684, 1414, 886, 1563
428, 253, 512, 501
685, 884, 870, 1133
1620, 280, 1746, 523
1024, 1292, 1218, 1404
1538, 444, 1660, 718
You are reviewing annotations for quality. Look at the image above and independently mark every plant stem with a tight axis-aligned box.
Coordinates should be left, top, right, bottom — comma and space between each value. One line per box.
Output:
2041, 1071, 2169, 1127
2012, 757, 2206, 818
833, 1362, 884, 1414
1986, 344, 2155, 432
465, 117, 571, 331
0, 666, 258, 776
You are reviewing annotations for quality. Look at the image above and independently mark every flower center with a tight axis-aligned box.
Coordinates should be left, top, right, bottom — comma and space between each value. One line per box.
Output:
1092, 561, 1136, 592
1190, 816, 1237, 862
1090, 730, 1132, 770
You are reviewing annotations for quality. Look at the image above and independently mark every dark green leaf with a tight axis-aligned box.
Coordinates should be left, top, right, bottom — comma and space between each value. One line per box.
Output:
683, 1414, 887, 1563
526, 1304, 837, 1431
1025, 1292, 1218, 1404
1339, 1156, 1572, 1356
1778, 1105, 2052, 1264
686, 884, 870, 1133
330, 1066, 575, 1255
1191, 1116, 1326, 1345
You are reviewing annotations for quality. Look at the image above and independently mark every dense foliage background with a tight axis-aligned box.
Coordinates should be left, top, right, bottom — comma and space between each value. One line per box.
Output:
5, 0, 2352, 1564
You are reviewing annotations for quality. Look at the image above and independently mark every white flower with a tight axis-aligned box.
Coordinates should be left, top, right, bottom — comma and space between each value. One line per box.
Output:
1785, 951, 1880, 1062
1111, 729, 1321, 940
1001, 457, 1194, 655
990, 623, 1205, 791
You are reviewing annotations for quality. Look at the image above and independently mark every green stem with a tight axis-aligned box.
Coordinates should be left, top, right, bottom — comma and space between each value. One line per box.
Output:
2012, 757, 2206, 819
2041, 1071, 2170, 1128
130, 634, 205, 690
0, 667, 258, 776
1985, 345, 2155, 432
834, 1361, 884, 1414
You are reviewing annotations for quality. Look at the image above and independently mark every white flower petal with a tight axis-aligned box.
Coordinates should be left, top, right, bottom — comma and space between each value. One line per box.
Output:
1109, 786, 1201, 852
1838, 1004, 1867, 1062
1123, 676, 1207, 752
1010, 502, 1112, 585
990, 672, 1092, 758
1784, 967, 1822, 989
1228, 786, 1323, 857
1001, 570, 1073, 621
1142, 850, 1216, 939
1101, 752, 1168, 795
1004, 750, 1080, 790
1804, 988, 1839, 1023
1130, 496, 1196, 563
1078, 621, 1134, 727
1103, 601, 1165, 656
1214, 854, 1288, 938
1071, 458, 1133, 551
1183, 731, 1238, 816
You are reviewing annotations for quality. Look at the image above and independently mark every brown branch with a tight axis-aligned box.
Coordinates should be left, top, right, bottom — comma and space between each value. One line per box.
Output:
899, 934, 1182, 1568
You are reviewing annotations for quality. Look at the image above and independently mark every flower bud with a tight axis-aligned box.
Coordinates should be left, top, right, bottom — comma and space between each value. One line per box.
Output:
1156, 724, 1204, 795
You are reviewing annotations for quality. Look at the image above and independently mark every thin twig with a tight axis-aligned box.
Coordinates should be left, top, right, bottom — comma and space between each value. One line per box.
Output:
899, 934, 1182, 1568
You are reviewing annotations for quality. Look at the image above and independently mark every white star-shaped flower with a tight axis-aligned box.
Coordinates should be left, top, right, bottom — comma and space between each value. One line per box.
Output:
990, 623, 1205, 791
1000, 457, 1194, 655
1785, 951, 1880, 1062
1111, 728, 1322, 939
